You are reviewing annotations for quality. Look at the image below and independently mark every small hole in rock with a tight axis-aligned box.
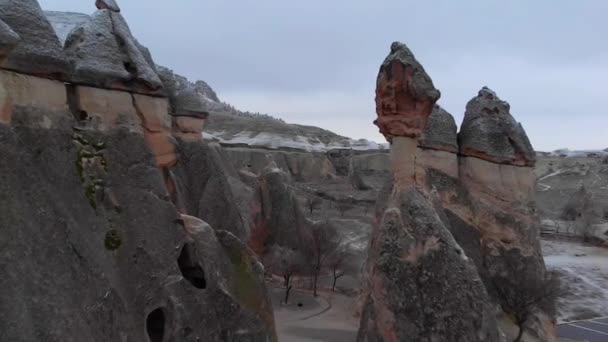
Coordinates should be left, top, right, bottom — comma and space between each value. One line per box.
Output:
297, 302, 303, 307
146, 308, 166, 342
78, 110, 88, 121
178, 243, 207, 289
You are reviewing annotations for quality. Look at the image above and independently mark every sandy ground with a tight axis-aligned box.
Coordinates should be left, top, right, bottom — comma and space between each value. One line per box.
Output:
542, 239, 608, 323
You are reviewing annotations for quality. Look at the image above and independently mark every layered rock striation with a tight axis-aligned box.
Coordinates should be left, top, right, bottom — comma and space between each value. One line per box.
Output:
0, 1, 276, 341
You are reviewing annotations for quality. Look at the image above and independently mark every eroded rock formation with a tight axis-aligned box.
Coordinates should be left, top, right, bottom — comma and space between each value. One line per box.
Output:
359, 42, 500, 342
0, 1, 276, 341
360, 42, 555, 342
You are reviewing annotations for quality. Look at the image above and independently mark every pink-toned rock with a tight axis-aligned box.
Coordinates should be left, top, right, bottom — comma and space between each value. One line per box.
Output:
374, 42, 440, 141
70, 85, 142, 133
144, 131, 176, 168
132, 94, 170, 132
0, 80, 11, 125
0, 69, 67, 112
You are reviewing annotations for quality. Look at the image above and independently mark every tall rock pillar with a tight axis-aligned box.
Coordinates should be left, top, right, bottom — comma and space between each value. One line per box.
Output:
357, 42, 499, 342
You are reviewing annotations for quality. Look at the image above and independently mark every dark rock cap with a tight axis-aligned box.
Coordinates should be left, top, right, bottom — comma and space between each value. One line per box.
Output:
458, 87, 536, 166
0, 0, 70, 80
95, 0, 120, 12
0, 18, 19, 60
375, 41, 441, 140
64, 9, 162, 94
174, 87, 210, 118
419, 104, 458, 153
380, 42, 440, 103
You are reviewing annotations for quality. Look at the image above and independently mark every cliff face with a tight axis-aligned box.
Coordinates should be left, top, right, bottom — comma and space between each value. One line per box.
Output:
0, 1, 276, 341
358, 42, 554, 342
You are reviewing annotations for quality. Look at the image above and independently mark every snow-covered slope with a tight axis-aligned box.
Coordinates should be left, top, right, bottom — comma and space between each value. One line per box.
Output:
205, 112, 387, 152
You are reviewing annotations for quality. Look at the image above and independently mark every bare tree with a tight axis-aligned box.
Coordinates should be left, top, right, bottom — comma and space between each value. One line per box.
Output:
306, 221, 340, 297
306, 196, 322, 215
494, 271, 563, 342
266, 246, 305, 304
327, 245, 348, 292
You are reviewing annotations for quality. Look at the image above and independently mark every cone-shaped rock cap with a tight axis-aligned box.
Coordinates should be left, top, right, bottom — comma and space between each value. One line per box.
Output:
96, 0, 120, 12
374, 41, 440, 141
0, 18, 19, 60
173, 87, 210, 118
0, 0, 70, 80
64, 8, 162, 94
458, 87, 536, 166
419, 105, 458, 153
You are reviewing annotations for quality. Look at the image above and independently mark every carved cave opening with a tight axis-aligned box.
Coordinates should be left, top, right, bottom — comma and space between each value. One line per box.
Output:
146, 308, 166, 342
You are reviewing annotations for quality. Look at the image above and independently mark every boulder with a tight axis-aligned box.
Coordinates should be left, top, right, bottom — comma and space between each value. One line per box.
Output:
459, 87, 536, 166
374, 41, 440, 140
0, 0, 70, 79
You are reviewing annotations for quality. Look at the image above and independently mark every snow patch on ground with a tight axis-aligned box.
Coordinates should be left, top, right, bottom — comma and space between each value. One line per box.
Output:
542, 240, 608, 323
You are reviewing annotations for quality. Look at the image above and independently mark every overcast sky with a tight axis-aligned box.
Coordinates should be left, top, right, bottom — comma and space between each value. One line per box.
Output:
40, 0, 607, 151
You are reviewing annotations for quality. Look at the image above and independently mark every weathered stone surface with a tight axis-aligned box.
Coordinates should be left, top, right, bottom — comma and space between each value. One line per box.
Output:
0, 81, 9, 125
374, 41, 440, 140
0, 0, 70, 79
0, 69, 71, 129
0, 17, 19, 60
96, 0, 120, 12
249, 161, 312, 254
419, 104, 458, 153
222, 147, 337, 182
173, 116, 205, 141
172, 141, 251, 241
144, 131, 177, 168
460, 156, 536, 202
132, 94, 171, 132
69, 85, 142, 132
174, 86, 210, 118
0, 114, 275, 341
459, 87, 536, 166
358, 188, 499, 342
64, 9, 162, 94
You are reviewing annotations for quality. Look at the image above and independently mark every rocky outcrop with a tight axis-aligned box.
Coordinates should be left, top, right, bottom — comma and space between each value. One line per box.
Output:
249, 161, 312, 255
359, 42, 499, 342
374, 42, 441, 140
157, 66, 209, 141
0, 1, 276, 341
459, 87, 535, 166
63, 6, 163, 95
0, 0, 70, 79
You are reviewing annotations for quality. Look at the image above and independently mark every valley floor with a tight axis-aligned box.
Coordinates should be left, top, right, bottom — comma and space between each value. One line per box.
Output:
271, 239, 608, 341
542, 239, 608, 323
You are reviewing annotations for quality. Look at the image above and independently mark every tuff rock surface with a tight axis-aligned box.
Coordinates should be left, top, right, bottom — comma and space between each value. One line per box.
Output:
459, 86, 536, 166
0, 0, 70, 79
359, 41, 500, 342
63, 7, 163, 94
374, 41, 441, 140
0, 1, 276, 341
